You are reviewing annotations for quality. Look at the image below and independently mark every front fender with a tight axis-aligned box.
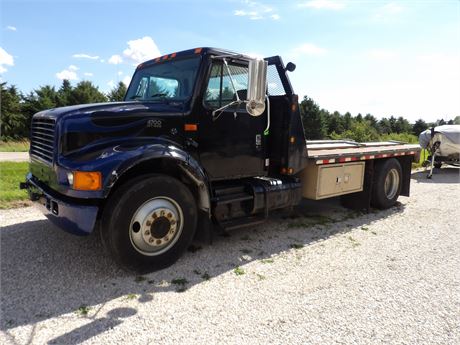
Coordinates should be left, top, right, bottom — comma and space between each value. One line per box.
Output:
58, 139, 210, 213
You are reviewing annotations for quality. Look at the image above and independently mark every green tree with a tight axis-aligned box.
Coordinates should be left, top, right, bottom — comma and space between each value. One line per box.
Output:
331, 121, 380, 142
21, 85, 61, 131
57, 79, 73, 106
0, 83, 26, 139
364, 113, 379, 132
327, 111, 345, 134
453, 116, 460, 125
378, 117, 392, 134
394, 116, 411, 133
67, 81, 107, 105
107, 81, 127, 102
299, 96, 327, 139
343, 112, 352, 131
412, 119, 428, 136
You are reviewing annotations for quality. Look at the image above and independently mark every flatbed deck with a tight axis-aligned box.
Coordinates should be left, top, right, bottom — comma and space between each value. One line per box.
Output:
306, 140, 421, 165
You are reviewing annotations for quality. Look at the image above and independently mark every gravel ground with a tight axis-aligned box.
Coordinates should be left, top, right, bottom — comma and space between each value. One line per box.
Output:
0, 152, 28, 162
1, 168, 459, 345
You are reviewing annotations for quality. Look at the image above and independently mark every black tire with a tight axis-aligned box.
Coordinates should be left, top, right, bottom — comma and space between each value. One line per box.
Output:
101, 174, 197, 272
371, 158, 402, 210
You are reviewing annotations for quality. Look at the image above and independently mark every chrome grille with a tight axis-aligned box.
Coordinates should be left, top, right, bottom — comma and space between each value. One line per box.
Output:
30, 117, 56, 163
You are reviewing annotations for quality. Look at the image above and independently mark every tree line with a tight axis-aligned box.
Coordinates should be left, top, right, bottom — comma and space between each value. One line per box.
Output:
1, 80, 459, 141
1, 80, 127, 139
299, 96, 460, 143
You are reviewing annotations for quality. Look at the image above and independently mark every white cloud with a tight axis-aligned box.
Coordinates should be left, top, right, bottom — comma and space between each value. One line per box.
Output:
117, 71, 123, 76
299, 0, 345, 10
373, 2, 404, 20
381, 2, 403, 14
122, 75, 131, 87
6, 26, 17, 31
292, 51, 460, 122
292, 43, 327, 57
56, 66, 79, 80
0, 47, 14, 73
107, 80, 116, 89
84, 72, 93, 77
123, 36, 161, 64
72, 53, 99, 60
244, 52, 264, 59
108, 54, 123, 65
100, 59, 105, 63
367, 49, 399, 61
234, 1, 280, 20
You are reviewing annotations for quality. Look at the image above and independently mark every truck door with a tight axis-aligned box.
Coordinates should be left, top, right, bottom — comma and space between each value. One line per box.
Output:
198, 59, 267, 180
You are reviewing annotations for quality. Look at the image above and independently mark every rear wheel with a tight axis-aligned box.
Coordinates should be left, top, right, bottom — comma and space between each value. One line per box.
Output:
101, 174, 197, 272
371, 158, 402, 209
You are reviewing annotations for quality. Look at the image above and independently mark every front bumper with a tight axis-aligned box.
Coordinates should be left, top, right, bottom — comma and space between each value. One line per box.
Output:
21, 173, 99, 235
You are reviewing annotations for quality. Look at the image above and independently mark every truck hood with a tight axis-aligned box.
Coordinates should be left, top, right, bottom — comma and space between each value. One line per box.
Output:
33, 101, 185, 120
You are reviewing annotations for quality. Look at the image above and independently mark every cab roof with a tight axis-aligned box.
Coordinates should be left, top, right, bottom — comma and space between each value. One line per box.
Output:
137, 47, 257, 70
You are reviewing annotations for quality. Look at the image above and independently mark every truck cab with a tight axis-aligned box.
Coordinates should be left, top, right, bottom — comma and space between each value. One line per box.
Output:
22, 47, 419, 272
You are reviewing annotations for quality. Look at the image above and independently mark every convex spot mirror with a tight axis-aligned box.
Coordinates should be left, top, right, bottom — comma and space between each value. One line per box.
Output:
246, 59, 268, 117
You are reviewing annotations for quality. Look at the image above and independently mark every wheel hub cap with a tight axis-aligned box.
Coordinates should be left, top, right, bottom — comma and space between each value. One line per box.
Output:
129, 198, 183, 256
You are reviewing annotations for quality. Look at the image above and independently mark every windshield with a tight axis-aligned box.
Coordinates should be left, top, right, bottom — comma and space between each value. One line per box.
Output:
125, 56, 201, 101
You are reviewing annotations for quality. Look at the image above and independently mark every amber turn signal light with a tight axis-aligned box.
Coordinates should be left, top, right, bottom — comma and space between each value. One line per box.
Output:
73, 171, 102, 191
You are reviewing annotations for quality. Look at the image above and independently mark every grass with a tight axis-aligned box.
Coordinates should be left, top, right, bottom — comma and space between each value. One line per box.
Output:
261, 258, 274, 264
134, 276, 146, 283
348, 236, 361, 247
413, 149, 429, 169
289, 243, 304, 249
0, 162, 30, 209
75, 305, 91, 316
0, 140, 30, 152
171, 278, 188, 285
233, 266, 245, 275
125, 293, 137, 300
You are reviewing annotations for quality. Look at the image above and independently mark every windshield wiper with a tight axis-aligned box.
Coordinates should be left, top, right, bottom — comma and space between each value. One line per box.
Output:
129, 95, 143, 100
149, 93, 168, 98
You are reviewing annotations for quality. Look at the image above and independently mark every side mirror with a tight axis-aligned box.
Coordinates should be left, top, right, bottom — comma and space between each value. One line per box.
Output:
285, 62, 296, 72
246, 59, 268, 116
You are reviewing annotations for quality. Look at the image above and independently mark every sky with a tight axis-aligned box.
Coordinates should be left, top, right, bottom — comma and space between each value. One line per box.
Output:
1, 0, 459, 122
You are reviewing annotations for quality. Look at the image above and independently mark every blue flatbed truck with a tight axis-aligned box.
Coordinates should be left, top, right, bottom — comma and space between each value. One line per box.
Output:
21, 47, 420, 272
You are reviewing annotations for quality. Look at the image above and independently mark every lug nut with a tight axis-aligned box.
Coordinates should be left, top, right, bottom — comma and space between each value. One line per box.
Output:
145, 230, 150, 236
167, 213, 172, 219
156, 239, 162, 245
160, 210, 165, 216
149, 238, 154, 243
146, 220, 151, 226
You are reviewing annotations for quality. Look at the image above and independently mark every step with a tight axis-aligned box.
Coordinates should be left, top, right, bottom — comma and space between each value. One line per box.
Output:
220, 215, 266, 231
212, 192, 253, 205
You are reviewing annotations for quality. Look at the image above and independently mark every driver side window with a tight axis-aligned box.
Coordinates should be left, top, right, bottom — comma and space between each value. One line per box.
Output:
204, 61, 248, 108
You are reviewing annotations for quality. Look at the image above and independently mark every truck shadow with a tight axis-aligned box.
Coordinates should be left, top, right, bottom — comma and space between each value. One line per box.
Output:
411, 165, 460, 184
1, 199, 405, 339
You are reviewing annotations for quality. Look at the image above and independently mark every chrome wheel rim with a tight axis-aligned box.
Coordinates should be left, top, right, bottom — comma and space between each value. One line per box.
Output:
129, 197, 183, 256
384, 168, 399, 200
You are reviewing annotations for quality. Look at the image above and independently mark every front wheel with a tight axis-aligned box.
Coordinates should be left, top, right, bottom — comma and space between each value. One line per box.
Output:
101, 174, 197, 272
371, 158, 402, 209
